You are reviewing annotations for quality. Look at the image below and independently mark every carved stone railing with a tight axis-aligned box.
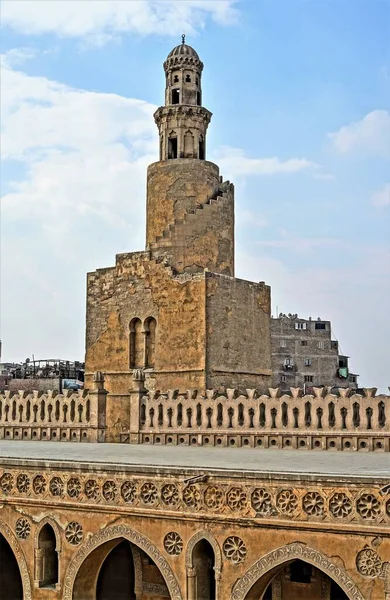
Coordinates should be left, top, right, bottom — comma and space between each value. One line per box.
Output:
0, 372, 107, 442
133, 387, 390, 451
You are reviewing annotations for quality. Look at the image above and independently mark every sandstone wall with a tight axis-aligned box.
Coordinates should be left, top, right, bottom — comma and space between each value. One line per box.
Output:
146, 159, 220, 246
205, 273, 272, 391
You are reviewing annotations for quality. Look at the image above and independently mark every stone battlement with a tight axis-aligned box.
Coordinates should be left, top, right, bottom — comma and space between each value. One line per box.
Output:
128, 385, 390, 451
0, 373, 107, 442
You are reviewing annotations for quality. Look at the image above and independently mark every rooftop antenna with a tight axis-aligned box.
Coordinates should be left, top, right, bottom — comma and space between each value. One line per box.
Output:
182, 33, 186, 44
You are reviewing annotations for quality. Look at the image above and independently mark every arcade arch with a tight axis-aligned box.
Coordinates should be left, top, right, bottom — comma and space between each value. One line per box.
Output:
0, 518, 32, 600
231, 543, 365, 600
63, 524, 182, 600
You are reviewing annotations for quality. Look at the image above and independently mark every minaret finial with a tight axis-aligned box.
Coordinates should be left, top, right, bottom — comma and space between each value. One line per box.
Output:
182, 33, 185, 45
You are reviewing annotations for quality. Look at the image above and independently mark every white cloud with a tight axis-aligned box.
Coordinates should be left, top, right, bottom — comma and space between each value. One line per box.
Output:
371, 183, 390, 207
212, 146, 318, 178
328, 110, 390, 156
1, 0, 238, 44
255, 238, 342, 252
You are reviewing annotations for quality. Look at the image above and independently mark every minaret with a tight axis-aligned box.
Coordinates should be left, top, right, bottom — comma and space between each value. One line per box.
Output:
154, 35, 212, 160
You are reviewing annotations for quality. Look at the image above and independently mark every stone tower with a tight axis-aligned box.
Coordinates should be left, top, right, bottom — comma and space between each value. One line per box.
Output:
85, 40, 272, 439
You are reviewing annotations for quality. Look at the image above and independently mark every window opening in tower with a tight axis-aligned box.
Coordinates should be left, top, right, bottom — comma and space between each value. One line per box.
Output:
172, 89, 180, 104
168, 137, 178, 159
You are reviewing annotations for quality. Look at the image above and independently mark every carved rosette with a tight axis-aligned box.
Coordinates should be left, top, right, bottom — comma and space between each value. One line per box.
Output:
161, 483, 179, 506
50, 476, 64, 497
15, 517, 31, 540
227, 487, 247, 511
251, 488, 272, 515
164, 532, 183, 556
65, 521, 83, 546
16, 473, 30, 494
140, 482, 158, 504
329, 492, 353, 518
356, 494, 381, 520
204, 486, 224, 510
84, 479, 99, 500
67, 477, 81, 499
183, 484, 201, 509
276, 490, 298, 515
223, 536, 247, 564
33, 475, 46, 495
356, 548, 383, 578
102, 480, 117, 502
0, 472, 13, 494
121, 481, 137, 504
303, 491, 325, 517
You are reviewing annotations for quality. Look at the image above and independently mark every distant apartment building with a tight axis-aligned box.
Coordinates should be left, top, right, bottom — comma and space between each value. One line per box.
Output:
271, 314, 358, 391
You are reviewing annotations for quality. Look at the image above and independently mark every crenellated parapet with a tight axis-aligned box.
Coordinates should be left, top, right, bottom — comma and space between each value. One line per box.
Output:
132, 386, 390, 450
0, 372, 107, 442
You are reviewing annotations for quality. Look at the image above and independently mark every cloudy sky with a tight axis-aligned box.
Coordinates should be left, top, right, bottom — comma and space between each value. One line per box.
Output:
1, 0, 389, 391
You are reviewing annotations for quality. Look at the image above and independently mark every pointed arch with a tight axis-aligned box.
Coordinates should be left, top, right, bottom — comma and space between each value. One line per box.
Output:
0, 517, 32, 600
63, 524, 182, 600
34, 516, 62, 551
231, 542, 365, 600
186, 530, 222, 579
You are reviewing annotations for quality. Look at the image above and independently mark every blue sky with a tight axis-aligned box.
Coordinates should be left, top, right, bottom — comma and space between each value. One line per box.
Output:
1, 0, 389, 390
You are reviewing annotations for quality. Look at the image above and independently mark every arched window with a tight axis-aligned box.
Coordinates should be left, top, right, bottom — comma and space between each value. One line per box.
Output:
172, 88, 180, 104
36, 524, 58, 588
129, 318, 143, 369
185, 74, 191, 82
197, 91, 202, 106
168, 136, 178, 159
191, 539, 216, 600
144, 317, 157, 368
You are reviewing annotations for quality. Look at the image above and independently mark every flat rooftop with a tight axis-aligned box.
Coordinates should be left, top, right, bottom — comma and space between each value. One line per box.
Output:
0, 441, 389, 483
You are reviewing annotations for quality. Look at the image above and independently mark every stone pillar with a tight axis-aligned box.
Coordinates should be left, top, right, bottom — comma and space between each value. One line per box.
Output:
34, 548, 44, 585
129, 369, 147, 444
88, 371, 108, 442
187, 566, 197, 600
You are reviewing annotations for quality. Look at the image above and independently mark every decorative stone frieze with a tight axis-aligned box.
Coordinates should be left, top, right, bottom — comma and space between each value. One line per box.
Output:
1, 467, 388, 527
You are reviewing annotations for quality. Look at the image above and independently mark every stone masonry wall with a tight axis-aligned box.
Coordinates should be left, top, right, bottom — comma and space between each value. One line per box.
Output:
150, 183, 234, 276
206, 273, 272, 391
146, 159, 220, 247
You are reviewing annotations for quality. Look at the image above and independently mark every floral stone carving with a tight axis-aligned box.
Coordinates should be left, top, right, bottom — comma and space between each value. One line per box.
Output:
50, 477, 64, 497
276, 490, 298, 515
227, 487, 247, 511
164, 532, 183, 555
204, 486, 224, 510
183, 484, 201, 509
102, 480, 117, 502
140, 482, 158, 504
84, 479, 99, 500
67, 477, 81, 499
357, 494, 381, 520
33, 475, 46, 495
161, 483, 179, 506
15, 518, 31, 540
0, 472, 13, 494
223, 536, 247, 564
65, 521, 83, 545
121, 481, 137, 504
329, 492, 353, 518
16, 473, 30, 494
251, 488, 272, 515
303, 491, 325, 516
356, 548, 383, 578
